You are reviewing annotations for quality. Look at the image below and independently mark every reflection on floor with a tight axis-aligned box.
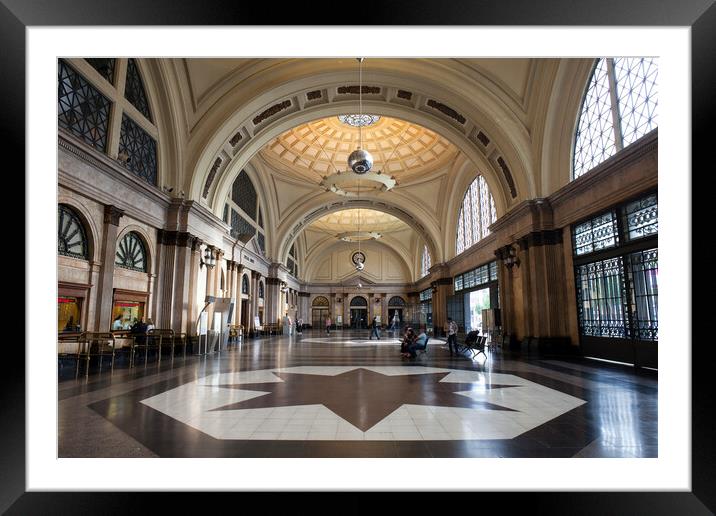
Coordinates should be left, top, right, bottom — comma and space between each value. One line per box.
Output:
58, 330, 658, 458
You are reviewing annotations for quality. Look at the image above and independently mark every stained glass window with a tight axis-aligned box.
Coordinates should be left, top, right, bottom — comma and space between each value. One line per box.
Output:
115, 232, 147, 272
231, 170, 258, 221
58, 205, 89, 259
421, 244, 431, 277
455, 175, 496, 255
58, 59, 112, 152
573, 58, 658, 178
85, 58, 116, 84
124, 58, 152, 122
118, 114, 157, 185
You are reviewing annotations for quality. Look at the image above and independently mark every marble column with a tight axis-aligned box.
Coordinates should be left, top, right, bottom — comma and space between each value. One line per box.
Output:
95, 205, 124, 331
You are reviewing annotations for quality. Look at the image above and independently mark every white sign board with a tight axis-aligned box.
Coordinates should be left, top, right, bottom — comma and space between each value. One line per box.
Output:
199, 312, 208, 335
254, 315, 261, 328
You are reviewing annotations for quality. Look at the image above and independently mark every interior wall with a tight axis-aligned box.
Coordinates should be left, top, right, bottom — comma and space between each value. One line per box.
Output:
306, 241, 411, 284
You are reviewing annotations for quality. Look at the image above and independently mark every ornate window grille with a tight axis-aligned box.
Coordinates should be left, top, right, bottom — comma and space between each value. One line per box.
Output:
624, 193, 658, 241
230, 209, 255, 240
388, 296, 406, 306
453, 261, 497, 293
115, 232, 147, 272
573, 211, 620, 256
456, 175, 497, 255
58, 205, 89, 259
312, 296, 329, 307
124, 58, 152, 121
118, 114, 157, 185
231, 170, 258, 221
85, 58, 116, 84
573, 58, 658, 179
58, 59, 112, 152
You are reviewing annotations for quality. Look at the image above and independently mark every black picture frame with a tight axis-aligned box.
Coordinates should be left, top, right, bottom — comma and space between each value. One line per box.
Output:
6, 0, 712, 512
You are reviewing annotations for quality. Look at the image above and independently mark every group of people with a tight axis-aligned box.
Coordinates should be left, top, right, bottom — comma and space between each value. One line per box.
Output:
399, 326, 428, 359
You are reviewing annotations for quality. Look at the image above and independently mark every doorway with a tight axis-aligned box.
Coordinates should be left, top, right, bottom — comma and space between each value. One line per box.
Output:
312, 308, 328, 329
241, 299, 249, 329
349, 296, 368, 329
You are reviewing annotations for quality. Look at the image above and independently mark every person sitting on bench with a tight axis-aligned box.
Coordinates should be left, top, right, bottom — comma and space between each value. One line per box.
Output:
403, 329, 428, 358
400, 327, 416, 354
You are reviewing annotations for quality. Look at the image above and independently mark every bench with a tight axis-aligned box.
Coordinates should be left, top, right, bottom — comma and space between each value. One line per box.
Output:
462, 333, 487, 359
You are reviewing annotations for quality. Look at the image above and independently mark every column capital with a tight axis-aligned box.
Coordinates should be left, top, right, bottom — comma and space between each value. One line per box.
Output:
103, 205, 124, 226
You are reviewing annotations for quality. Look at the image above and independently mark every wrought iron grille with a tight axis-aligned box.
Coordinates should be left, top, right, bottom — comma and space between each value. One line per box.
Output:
58, 205, 89, 259
575, 256, 628, 338
58, 59, 112, 152
624, 193, 658, 241
312, 296, 329, 307
231, 170, 258, 221
626, 248, 658, 341
350, 296, 368, 307
118, 114, 157, 185
230, 209, 255, 240
124, 58, 152, 121
573, 211, 619, 256
115, 232, 147, 272
388, 296, 406, 306
85, 58, 116, 84
456, 175, 496, 254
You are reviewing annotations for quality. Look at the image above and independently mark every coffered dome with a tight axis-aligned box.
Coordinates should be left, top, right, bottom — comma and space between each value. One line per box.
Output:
309, 209, 408, 234
260, 115, 458, 182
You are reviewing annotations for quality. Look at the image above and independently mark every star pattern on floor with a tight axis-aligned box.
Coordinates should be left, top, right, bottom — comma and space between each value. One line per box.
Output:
209, 368, 520, 431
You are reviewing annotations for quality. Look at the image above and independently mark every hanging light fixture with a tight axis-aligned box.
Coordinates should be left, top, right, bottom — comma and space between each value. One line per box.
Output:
347, 58, 373, 175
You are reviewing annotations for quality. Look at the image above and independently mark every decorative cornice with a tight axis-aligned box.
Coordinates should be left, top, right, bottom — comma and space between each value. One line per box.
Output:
550, 129, 658, 208
103, 205, 124, 226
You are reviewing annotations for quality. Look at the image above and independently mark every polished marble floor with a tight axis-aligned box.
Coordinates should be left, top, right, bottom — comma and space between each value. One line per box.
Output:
58, 330, 658, 458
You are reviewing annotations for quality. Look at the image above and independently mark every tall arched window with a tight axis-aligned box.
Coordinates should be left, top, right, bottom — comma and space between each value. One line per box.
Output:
456, 175, 497, 255
421, 244, 431, 277
115, 232, 147, 272
241, 275, 249, 295
259, 281, 264, 299
58, 205, 89, 259
58, 58, 159, 185
573, 58, 658, 179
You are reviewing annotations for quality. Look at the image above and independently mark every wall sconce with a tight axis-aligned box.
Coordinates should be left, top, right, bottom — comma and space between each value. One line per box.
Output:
280, 282, 288, 293
201, 248, 216, 269
504, 246, 520, 269
431, 283, 438, 294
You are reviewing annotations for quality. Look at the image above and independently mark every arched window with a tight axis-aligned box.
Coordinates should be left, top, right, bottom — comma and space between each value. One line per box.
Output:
573, 58, 658, 179
350, 296, 368, 307
231, 170, 258, 221
312, 296, 329, 307
421, 244, 431, 277
259, 281, 264, 299
115, 232, 147, 272
58, 205, 89, 259
220, 270, 225, 291
388, 296, 406, 307
456, 175, 497, 255
241, 275, 249, 295
58, 58, 158, 185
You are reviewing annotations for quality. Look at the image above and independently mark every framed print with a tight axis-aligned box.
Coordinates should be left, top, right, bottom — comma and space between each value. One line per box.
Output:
6, 0, 714, 512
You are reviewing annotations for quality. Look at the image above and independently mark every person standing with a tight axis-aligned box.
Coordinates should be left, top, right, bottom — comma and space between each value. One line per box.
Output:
369, 316, 381, 340
325, 316, 332, 335
390, 313, 399, 331
447, 317, 459, 355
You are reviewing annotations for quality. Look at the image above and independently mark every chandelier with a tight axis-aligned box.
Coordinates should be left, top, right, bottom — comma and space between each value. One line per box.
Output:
337, 230, 382, 242
318, 57, 397, 197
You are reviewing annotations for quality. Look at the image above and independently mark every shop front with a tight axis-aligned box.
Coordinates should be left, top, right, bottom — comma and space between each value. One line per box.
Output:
58, 282, 90, 333
111, 289, 148, 331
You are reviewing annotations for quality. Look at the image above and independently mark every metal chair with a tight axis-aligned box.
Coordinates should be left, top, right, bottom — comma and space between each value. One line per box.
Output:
149, 329, 176, 361
129, 330, 157, 368
76, 332, 116, 378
